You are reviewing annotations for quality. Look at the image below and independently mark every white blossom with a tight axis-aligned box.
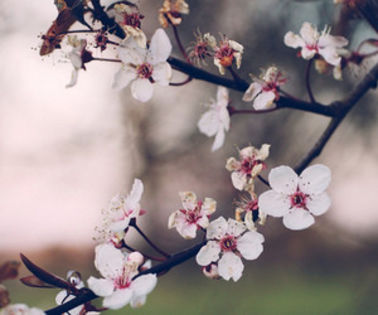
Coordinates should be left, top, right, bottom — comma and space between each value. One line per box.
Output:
0, 304, 45, 315
88, 244, 157, 310
168, 192, 216, 239
113, 28, 172, 102
258, 164, 331, 230
243, 66, 286, 110
198, 86, 230, 151
213, 36, 244, 75
196, 217, 264, 281
284, 22, 348, 66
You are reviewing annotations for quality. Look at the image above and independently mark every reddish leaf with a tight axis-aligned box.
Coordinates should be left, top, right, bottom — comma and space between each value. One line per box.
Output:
20, 275, 55, 288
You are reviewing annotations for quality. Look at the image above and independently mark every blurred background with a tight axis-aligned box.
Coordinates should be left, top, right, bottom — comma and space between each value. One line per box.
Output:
1, 0, 377, 314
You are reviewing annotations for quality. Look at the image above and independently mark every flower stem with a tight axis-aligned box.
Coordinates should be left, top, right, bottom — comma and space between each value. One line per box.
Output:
93, 57, 121, 63
169, 76, 193, 86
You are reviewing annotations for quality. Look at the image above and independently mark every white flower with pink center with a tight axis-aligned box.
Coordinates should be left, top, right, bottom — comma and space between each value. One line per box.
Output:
168, 192, 216, 239
196, 217, 264, 281
258, 164, 331, 230
242, 66, 286, 110
0, 304, 45, 315
104, 178, 144, 233
113, 28, 172, 102
284, 22, 348, 66
87, 244, 157, 310
226, 144, 270, 192
197, 86, 230, 151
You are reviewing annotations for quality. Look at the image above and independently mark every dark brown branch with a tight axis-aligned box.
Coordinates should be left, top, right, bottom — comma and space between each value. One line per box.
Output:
295, 63, 378, 173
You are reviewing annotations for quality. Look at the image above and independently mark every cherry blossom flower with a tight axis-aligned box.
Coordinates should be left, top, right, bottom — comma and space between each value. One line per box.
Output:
113, 28, 172, 102
235, 193, 265, 231
196, 217, 264, 281
284, 22, 348, 66
0, 304, 45, 315
108, 3, 146, 48
168, 191, 216, 239
66, 37, 93, 88
258, 164, 331, 231
207, 34, 243, 75
88, 244, 157, 310
242, 66, 286, 110
187, 29, 214, 66
197, 86, 230, 151
226, 144, 270, 192
102, 178, 144, 234
159, 0, 189, 28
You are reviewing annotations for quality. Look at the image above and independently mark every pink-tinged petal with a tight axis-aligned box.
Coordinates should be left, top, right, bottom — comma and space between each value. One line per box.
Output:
299, 22, 318, 46
87, 277, 114, 297
179, 191, 197, 210
217, 86, 229, 107
103, 288, 132, 310
118, 39, 146, 65
94, 244, 125, 279
237, 231, 264, 260
218, 252, 244, 282
206, 217, 227, 239
319, 34, 348, 49
178, 222, 197, 239
300, 47, 316, 60
109, 217, 131, 233
131, 78, 154, 102
258, 190, 290, 217
151, 62, 172, 86
212, 128, 225, 151
231, 171, 247, 191
269, 166, 298, 194
242, 82, 262, 102
112, 66, 137, 90
130, 294, 146, 308
131, 274, 157, 297
66, 69, 79, 88
202, 197, 216, 216
125, 178, 143, 210
299, 164, 331, 195
226, 218, 246, 237
196, 241, 221, 266
198, 108, 219, 137
283, 208, 315, 230
307, 192, 331, 216
284, 31, 305, 49
319, 47, 341, 66
253, 91, 276, 110
148, 28, 172, 64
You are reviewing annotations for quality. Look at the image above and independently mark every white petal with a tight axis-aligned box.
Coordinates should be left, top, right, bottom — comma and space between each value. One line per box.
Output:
284, 31, 305, 49
283, 208, 315, 230
103, 288, 133, 310
130, 294, 146, 308
242, 82, 262, 102
94, 244, 125, 279
87, 277, 114, 297
258, 190, 290, 217
196, 241, 221, 266
118, 39, 146, 65
55, 292, 82, 315
131, 274, 157, 297
216, 86, 229, 106
226, 218, 246, 237
306, 192, 331, 216
148, 28, 172, 64
319, 47, 341, 66
269, 165, 298, 194
112, 66, 137, 90
125, 178, 144, 210
219, 106, 230, 131
231, 171, 247, 191
237, 231, 264, 260
198, 109, 219, 137
299, 164, 331, 195
206, 217, 227, 240
109, 217, 131, 233
301, 47, 316, 60
179, 191, 197, 210
131, 78, 154, 102
178, 222, 197, 239
218, 252, 244, 282
299, 22, 318, 46
66, 69, 79, 88
151, 62, 172, 86
70, 53, 82, 69
253, 91, 276, 110
211, 128, 225, 151
201, 198, 217, 215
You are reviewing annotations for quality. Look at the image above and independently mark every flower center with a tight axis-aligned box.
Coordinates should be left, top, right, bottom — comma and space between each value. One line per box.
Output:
137, 63, 153, 79
240, 156, 259, 175
114, 269, 131, 289
215, 44, 234, 67
220, 235, 237, 251
290, 191, 307, 208
194, 42, 211, 60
